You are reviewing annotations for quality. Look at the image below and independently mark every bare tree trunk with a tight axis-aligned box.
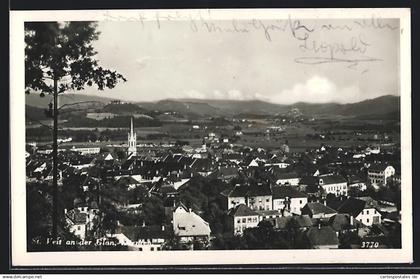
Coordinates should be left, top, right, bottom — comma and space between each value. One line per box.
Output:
52, 79, 58, 239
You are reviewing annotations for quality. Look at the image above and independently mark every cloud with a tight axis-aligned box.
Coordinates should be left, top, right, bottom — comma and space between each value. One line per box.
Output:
273, 76, 361, 104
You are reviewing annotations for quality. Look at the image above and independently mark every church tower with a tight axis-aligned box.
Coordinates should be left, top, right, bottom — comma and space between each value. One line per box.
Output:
128, 117, 137, 156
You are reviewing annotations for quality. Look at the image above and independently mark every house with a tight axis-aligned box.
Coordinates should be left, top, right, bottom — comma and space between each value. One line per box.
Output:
109, 225, 171, 251
227, 185, 248, 210
258, 210, 283, 221
368, 164, 395, 187
116, 176, 141, 190
246, 183, 273, 211
227, 204, 260, 235
348, 175, 367, 191
65, 201, 100, 240
226, 183, 273, 211
318, 174, 348, 196
301, 202, 337, 219
338, 197, 382, 227
172, 204, 211, 245
214, 166, 240, 181
274, 171, 301, 186
271, 186, 308, 215
306, 225, 339, 249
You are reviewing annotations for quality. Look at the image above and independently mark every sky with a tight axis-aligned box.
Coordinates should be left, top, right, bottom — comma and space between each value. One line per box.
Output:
77, 16, 400, 104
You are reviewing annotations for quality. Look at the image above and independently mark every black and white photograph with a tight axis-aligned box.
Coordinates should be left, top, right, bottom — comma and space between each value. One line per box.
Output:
10, 8, 412, 265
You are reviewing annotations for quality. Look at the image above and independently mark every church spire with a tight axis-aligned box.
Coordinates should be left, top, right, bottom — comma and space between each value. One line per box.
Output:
128, 117, 137, 157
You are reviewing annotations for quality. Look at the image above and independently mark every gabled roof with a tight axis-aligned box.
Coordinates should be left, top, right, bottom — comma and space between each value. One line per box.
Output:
66, 209, 87, 225
369, 163, 392, 172
227, 204, 259, 217
116, 176, 140, 185
117, 225, 171, 241
173, 210, 211, 237
247, 183, 272, 197
228, 185, 249, 198
306, 226, 339, 246
337, 197, 378, 217
272, 186, 307, 199
303, 202, 337, 215
337, 199, 362, 217
319, 175, 347, 185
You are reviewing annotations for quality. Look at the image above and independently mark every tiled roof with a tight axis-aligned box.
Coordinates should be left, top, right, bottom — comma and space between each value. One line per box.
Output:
303, 202, 337, 215
338, 197, 377, 217
369, 163, 391, 172
173, 210, 211, 237
247, 183, 272, 197
319, 175, 347, 185
228, 204, 259, 217
228, 185, 249, 197
66, 209, 87, 225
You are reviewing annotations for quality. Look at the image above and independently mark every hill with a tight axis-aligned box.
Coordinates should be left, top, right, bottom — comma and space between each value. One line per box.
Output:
102, 103, 148, 114
25, 93, 119, 108
145, 100, 225, 116
292, 95, 400, 117
146, 95, 400, 119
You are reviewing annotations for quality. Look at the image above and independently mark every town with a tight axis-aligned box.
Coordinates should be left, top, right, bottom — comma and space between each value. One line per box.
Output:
25, 98, 402, 251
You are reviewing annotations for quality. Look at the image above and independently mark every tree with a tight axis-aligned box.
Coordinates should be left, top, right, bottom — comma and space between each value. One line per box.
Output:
25, 22, 126, 238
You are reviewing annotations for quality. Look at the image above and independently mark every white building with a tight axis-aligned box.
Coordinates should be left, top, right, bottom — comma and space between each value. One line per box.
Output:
70, 146, 101, 155
128, 117, 137, 156
227, 204, 260, 235
172, 204, 211, 243
318, 174, 348, 196
368, 164, 395, 187
272, 186, 308, 215
338, 197, 382, 227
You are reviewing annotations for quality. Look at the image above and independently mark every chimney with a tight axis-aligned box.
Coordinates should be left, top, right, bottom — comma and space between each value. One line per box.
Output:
318, 223, 321, 230
162, 225, 165, 231
142, 221, 146, 227
64, 208, 67, 214
350, 215, 354, 226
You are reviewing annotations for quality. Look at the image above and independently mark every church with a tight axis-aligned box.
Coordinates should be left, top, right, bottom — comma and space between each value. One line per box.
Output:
127, 117, 137, 156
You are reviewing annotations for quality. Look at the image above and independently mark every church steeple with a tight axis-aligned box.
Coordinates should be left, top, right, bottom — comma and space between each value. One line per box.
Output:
128, 117, 137, 156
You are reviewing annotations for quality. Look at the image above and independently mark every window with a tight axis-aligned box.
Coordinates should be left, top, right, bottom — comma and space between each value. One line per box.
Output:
361, 211, 364, 215
266, 198, 270, 202
77, 226, 81, 230
151, 247, 154, 251
366, 210, 369, 215
237, 219, 241, 224
247, 218, 252, 222
242, 218, 246, 223
366, 218, 369, 223
139, 248, 143, 251
300, 200, 303, 204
